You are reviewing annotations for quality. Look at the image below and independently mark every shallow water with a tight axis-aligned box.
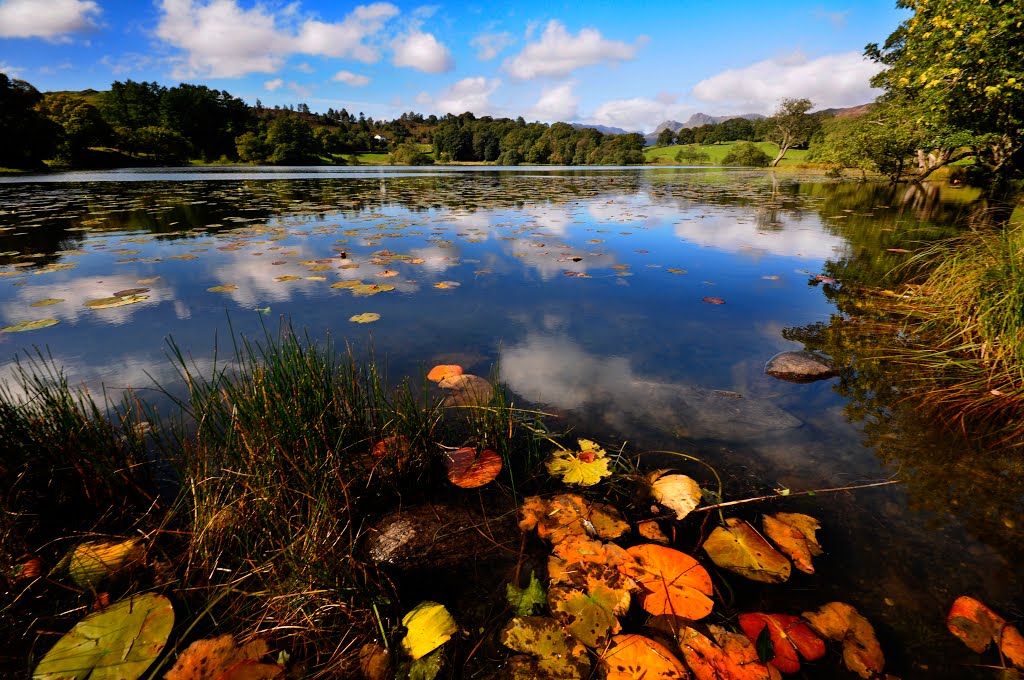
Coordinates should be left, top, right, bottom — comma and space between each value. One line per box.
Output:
0, 167, 1018, 677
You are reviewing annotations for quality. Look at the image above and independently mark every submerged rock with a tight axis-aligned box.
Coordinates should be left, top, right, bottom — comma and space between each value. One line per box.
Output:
764, 351, 838, 383
365, 503, 517, 572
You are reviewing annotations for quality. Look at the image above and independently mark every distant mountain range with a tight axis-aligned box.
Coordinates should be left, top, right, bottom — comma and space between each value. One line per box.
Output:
644, 112, 766, 145
570, 123, 632, 135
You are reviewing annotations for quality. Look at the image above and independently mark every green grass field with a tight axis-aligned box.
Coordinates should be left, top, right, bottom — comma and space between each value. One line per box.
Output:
645, 141, 810, 166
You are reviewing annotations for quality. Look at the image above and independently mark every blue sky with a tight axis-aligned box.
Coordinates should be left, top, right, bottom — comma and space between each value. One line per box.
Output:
0, 0, 908, 132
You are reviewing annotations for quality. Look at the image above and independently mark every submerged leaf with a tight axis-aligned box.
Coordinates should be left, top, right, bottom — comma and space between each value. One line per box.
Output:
32, 593, 173, 680
506, 572, 547, 617
620, 544, 713, 620
702, 518, 791, 583
601, 634, 689, 679
401, 601, 457, 661
164, 635, 283, 680
445, 447, 502, 488
648, 471, 702, 520
762, 513, 822, 575
500, 616, 590, 679
802, 602, 884, 678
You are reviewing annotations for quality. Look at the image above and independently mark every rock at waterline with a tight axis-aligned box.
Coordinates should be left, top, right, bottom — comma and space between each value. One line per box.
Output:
365, 503, 517, 572
765, 351, 838, 383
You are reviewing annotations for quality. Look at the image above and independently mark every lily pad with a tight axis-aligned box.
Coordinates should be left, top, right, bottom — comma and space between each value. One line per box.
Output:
84, 295, 149, 309
500, 616, 590, 679
3, 318, 59, 332
207, 285, 239, 292
29, 299, 64, 307
32, 592, 174, 680
350, 313, 381, 323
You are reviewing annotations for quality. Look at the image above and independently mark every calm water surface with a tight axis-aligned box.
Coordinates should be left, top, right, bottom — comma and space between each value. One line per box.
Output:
0, 167, 1019, 677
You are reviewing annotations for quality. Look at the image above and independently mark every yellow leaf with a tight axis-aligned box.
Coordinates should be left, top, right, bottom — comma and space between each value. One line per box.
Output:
762, 513, 822, 574
546, 439, 612, 486
401, 601, 457, 660
648, 470, 702, 520
349, 313, 381, 323
702, 518, 791, 583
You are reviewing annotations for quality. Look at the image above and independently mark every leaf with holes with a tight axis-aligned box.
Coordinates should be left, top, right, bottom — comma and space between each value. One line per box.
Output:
546, 439, 612, 486
702, 518, 791, 583
619, 543, 713, 620
762, 513, 822, 575
164, 635, 282, 680
519, 494, 629, 543
739, 613, 825, 674
548, 535, 634, 584
500, 616, 590, 679
549, 563, 633, 648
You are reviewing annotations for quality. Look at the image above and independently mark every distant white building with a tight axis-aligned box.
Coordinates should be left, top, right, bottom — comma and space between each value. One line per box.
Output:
373, 135, 386, 142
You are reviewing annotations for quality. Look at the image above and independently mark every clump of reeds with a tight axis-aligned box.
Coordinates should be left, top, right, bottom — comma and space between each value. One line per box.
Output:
154, 325, 452, 673
891, 216, 1024, 442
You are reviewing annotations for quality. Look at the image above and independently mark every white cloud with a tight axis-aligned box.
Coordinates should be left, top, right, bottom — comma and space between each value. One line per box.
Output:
333, 70, 370, 86
692, 51, 883, 113
0, 0, 99, 39
264, 78, 284, 91
434, 77, 500, 115
0, 61, 25, 78
814, 7, 850, 28
392, 30, 454, 73
673, 209, 846, 259
528, 81, 579, 123
504, 20, 641, 79
294, 62, 314, 73
589, 97, 688, 133
156, 0, 399, 78
288, 81, 313, 98
470, 31, 514, 61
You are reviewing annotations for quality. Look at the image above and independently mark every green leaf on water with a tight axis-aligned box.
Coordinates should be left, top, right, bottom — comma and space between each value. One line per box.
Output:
32, 592, 174, 680
30, 299, 64, 307
506, 571, 547, 617
3, 318, 59, 332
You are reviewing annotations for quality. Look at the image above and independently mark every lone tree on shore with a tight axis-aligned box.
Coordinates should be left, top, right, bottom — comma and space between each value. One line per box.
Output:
766, 98, 814, 167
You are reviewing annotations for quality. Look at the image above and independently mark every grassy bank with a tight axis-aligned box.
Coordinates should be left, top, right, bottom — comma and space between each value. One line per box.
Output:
644, 141, 810, 166
0, 326, 531, 677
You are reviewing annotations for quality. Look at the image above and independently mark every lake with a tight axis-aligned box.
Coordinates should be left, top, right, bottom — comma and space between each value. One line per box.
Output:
1, 167, 1019, 678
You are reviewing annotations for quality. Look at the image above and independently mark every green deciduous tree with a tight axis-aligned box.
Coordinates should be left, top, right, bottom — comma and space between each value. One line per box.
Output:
36, 93, 112, 164
765, 98, 815, 166
721, 141, 771, 167
810, 105, 921, 180
0, 73, 58, 168
866, 0, 1024, 196
656, 127, 676, 147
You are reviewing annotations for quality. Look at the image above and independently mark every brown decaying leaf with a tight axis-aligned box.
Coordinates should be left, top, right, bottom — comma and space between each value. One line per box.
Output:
519, 494, 630, 544
164, 635, 283, 680
445, 447, 502, 488
548, 535, 634, 584
802, 602, 884, 679
500, 616, 591, 679
702, 297, 725, 305
548, 563, 634, 648
947, 596, 1024, 669
738, 612, 826, 674
601, 634, 689, 679
637, 520, 670, 544
620, 544, 713, 620
702, 518, 791, 584
678, 625, 772, 680
762, 513, 822, 575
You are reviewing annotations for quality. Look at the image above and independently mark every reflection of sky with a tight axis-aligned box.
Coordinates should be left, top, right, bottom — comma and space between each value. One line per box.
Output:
674, 210, 846, 259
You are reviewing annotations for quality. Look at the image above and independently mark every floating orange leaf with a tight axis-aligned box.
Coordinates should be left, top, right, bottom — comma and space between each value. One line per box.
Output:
620, 544, 713, 620
548, 535, 634, 584
702, 518, 791, 583
1001, 625, 1024, 669
947, 596, 1024, 669
519, 494, 629, 543
445, 447, 502, 488
678, 625, 772, 680
762, 513, 822, 575
601, 634, 689, 679
738, 612, 825, 674
637, 520, 670, 544
427, 364, 463, 382
548, 564, 633, 648
702, 297, 725, 305
802, 602, 884, 679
